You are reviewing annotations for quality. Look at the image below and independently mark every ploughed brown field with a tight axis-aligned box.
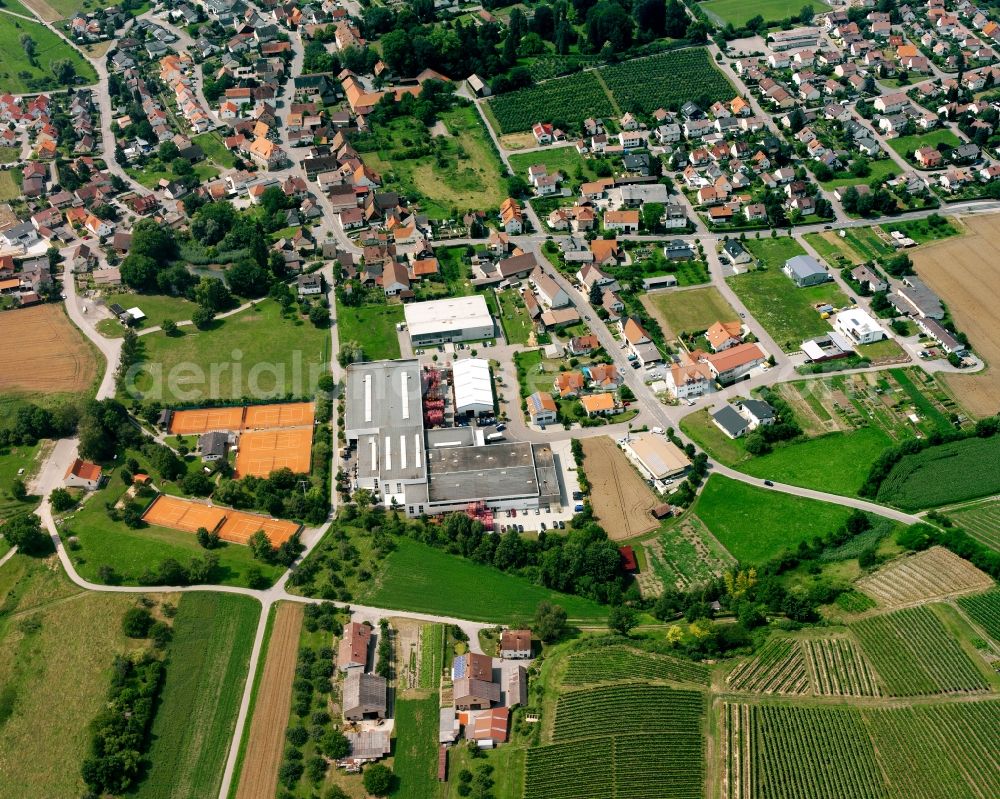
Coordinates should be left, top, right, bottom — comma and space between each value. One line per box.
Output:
581, 435, 658, 540
912, 215, 1000, 418
0, 304, 96, 394
234, 603, 304, 799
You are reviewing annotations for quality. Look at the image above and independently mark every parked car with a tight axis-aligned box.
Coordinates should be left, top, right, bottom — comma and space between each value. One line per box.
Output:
540, 522, 547, 531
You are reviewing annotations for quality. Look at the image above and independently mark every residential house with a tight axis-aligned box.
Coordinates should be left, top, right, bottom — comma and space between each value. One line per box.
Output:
580, 393, 616, 417
705, 320, 744, 352
527, 392, 557, 426
500, 630, 532, 660
64, 458, 102, 490
531, 268, 570, 308
701, 342, 767, 384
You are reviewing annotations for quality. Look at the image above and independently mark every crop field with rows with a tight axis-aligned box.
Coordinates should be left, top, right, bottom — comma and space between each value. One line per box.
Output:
561, 644, 709, 687
725, 703, 886, 799
599, 49, 734, 114
802, 638, 881, 697
957, 590, 1000, 643
862, 701, 1000, 799
876, 436, 1000, 510
726, 639, 810, 695
947, 499, 1000, 552
857, 547, 993, 608
851, 606, 989, 696
487, 71, 615, 134
553, 683, 705, 741
523, 739, 613, 799
524, 683, 705, 799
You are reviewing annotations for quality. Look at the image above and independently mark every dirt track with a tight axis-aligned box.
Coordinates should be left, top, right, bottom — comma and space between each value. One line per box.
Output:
581, 436, 658, 540
0, 304, 97, 394
234, 602, 304, 799
913, 215, 1000, 418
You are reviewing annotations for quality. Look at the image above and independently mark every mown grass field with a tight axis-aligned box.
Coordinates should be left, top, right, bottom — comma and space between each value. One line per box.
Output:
391, 696, 440, 798
0, 15, 96, 93
361, 536, 606, 622
699, 0, 829, 26
876, 435, 1000, 510
127, 299, 329, 404
0, 555, 149, 799
0, 171, 19, 201
888, 130, 962, 164
494, 288, 534, 345
694, 475, 855, 565
509, 146, 601, 189
336, 300, 403, 361
730, 238, 848, 351
817, 158, 898, 190
643, 286, 738, 339
60, 471, 283, 588
0, 440, 43, 521
136, 593, 260, 799
193, 131, 237, 169
97, 292, 200, 337
356, 106, 506, 217
740, 428, 894, 497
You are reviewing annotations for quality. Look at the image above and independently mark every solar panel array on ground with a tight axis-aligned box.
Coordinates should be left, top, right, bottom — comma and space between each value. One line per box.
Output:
235, 428, 313, 478
141, 494, 300, 546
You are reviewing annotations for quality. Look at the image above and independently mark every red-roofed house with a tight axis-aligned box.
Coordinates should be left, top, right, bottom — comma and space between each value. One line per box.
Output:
64, 458, 103, 490
338, 622, 371, 670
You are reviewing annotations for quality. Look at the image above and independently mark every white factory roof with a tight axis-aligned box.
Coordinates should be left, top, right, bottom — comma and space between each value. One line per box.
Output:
453, 358, 493, 411
404, 295, 492, 337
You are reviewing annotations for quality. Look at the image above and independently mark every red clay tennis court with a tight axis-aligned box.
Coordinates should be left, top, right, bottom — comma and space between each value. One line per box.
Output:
142, 494, 228, 532
168, 402, 315, 435
235, 428, 313, 478
168, 407, 245, 435
243, 402, 315, 430
218, 512, 300, 546
141, 495, 301, 546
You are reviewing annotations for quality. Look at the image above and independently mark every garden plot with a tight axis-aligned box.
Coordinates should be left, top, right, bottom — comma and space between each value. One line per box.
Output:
857, 547, 993, 608
642, 515, 737, 594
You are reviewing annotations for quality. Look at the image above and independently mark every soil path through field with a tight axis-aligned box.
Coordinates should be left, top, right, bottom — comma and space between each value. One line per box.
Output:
234, 602, 304, 799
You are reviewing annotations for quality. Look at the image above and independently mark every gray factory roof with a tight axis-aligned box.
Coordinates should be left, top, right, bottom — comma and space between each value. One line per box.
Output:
424, 442, 561, 505
345, 359, 426, 483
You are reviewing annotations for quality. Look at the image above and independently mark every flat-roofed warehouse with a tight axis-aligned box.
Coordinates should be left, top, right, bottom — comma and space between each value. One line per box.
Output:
403, 442, 561, 516
404, 295, 495, 347
621, 433, 690, 483
344, 359, 427, 505
453, 357, 495, 418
